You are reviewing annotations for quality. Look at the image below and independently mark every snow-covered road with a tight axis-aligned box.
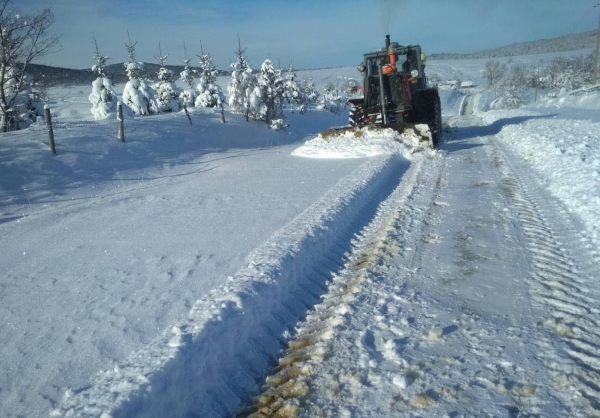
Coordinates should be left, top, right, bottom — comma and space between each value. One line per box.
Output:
1, 72, 599, 417
246, 113, 600, 417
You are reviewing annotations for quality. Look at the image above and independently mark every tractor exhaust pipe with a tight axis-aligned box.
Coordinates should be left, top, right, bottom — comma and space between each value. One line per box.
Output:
385, 34, 390, 50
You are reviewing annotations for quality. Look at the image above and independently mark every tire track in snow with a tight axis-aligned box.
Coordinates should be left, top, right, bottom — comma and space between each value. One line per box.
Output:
50, 153, 412, 418
241, 153, 440, 417
490, 140, 600, 416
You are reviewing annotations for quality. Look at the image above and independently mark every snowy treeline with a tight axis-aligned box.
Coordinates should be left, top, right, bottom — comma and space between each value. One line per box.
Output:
85, 34, 324, 130
227, 37, 317, 130
482, 53, 597, 110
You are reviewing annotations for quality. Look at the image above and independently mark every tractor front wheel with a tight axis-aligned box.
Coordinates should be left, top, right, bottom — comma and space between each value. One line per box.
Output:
349, 103, 366, 127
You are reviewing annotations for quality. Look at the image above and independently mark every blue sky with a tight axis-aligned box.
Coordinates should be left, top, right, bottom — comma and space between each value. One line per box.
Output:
21, 0, 600, 70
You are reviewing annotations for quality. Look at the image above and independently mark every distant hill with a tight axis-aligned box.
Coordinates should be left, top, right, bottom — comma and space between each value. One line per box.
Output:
26, 30, 598, 86
430, 30, 597, 60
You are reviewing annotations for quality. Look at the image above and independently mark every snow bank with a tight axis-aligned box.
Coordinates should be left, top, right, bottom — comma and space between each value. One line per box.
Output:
536, 89, 600, 111
481, 109, 600, 246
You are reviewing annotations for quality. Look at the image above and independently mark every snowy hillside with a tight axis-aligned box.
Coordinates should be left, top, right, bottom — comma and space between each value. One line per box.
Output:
1, 54, 599, 418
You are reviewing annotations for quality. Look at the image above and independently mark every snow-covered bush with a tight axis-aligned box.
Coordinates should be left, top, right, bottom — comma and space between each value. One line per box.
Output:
0, 66, 43, 130
252, 59, 286, 130
122, 36, 159, 116
490, 88, 523, 110
301, 78, 319, 111
179, 58, 196, 108
152, 50, 181, 113
88, 36, 117, 119
283, 64, 308, 114
195, 49, 225, 108
153, 67, 181, 112
318, 80, 345, 114
227, 38, 257, 121
89, 77, 117, 119
539, 54, 594, 95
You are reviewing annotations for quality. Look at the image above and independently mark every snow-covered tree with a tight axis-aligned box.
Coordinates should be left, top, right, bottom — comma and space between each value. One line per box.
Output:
0, 65, 44, 130
482, 60, 506, 96
283, 63, 308, 114
0, 1, 58, 131
250, 59, 286, 130
88, 35, 117, 119
227, 35, 256, 121
152, 45, 181, 112
301, 77, 319, 111
540, 54, 594, 94
179, 42, 196, 107
195, 44, 225, 109
121, 34, 159, 116
319, 80, 344, 114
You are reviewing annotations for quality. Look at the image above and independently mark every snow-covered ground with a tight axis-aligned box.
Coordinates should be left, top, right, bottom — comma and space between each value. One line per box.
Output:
1, 55, 599, 418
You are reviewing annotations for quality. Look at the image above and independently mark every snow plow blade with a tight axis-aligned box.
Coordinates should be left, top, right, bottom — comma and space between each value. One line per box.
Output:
319, 124, 434, 148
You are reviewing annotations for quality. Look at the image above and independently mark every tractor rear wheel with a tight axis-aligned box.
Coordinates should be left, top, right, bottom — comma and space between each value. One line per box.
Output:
349, 103, 366, 127
421, 96, 442, 147
432, 96, 442, 146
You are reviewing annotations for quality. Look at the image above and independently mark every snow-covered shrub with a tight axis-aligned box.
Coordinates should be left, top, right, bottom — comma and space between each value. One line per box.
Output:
318, 81, 344, 114
283, 64, 308, 114
0, 66, 43, 130
179, 58, 196, 108
539, 54, 594, 95
490, 89, 523, 110
88, 37, 117, 119
122, 37, 159, 116
253, 59, 286, 130
153, 67, 181, 112
122, 78, 159, 115
301, 78, 319, 111
152, 49, 181, 113
227, 38, 257, 121
195, 50, 225, 108
89, 77, 117, 119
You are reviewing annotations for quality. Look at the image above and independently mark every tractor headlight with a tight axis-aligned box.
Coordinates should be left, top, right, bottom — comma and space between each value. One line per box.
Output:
348, 79, 357, 88
357, 63, 366, 73
411, 69, 419, 78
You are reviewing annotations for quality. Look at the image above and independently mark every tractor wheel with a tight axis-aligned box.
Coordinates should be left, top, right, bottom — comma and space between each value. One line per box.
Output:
421, 96, 442, 147
432, 96, 442, 146
349, 103, 366, 127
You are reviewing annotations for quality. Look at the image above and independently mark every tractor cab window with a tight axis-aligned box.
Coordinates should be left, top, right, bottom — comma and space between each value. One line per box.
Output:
402, 53, 415, 73
367, 59, 379, 76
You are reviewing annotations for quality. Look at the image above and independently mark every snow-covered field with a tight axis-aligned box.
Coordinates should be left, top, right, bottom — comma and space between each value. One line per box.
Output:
1, 54, 599, 417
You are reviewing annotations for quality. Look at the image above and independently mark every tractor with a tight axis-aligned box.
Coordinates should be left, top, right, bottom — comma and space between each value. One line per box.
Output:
341, 35, 442, 147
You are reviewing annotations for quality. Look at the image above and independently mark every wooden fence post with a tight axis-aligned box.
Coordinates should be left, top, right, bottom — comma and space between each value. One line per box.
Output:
183, 103, 192, 125
44, 105, 56, 154
117, 101, 125, 142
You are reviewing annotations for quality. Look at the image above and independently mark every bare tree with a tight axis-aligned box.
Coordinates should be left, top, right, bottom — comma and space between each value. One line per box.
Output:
482, 60, 506, 97
0, 0, 59, 131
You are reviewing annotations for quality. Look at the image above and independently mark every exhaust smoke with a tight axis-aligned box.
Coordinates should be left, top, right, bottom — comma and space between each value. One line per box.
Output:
380, 0, 405, 35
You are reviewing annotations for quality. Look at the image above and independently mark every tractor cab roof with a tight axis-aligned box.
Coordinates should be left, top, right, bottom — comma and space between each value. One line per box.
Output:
363, 45, 422, 61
